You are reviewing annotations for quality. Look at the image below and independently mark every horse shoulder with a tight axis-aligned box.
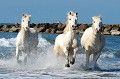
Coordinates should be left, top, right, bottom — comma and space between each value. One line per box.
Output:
16, 31, 24, 45
55, 34, 65, 41
83, 27, 93, 36
81, 27, 93, 45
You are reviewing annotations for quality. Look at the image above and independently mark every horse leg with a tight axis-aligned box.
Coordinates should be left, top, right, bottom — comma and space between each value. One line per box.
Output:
53, 44, 60, 57
64, 48, 70, 67
24, 47, 30, 65
93, 53, 100, 69
16, 46, 22, 63
70, 47, 78, 65
85, 52, 90, 69
32, 47, 37, 54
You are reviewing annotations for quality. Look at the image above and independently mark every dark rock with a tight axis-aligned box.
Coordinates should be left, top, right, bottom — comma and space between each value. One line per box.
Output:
9, 26, 19, 32
0, 23, 120, 36
15, 23, 20, 28
30, 23, 36, 28
110, 30, 120, 35
34, 26, 45, 33
79, 24, 89, 32
111, 25, 120, 31
57, 22, 65, 30
56, 30, 63, 34
2, 25, 9, 32
45, 29, 55, 34
103, 24, 112, 35
51, 29, 55, 34
110, 25, 120, 35
45, 29, 51, 33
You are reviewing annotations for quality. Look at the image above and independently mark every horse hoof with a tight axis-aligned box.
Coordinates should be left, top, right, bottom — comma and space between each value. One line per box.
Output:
17, 60, 22, 64
93, 65, 101, 70
65, 64, 70, 67
85, 68, 92, 71
70, 58, 75, 65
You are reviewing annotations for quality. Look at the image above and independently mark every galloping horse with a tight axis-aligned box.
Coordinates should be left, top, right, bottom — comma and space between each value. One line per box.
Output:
54, 11, 79, 67
16, 14, 39, 64
81, 16, 105, 69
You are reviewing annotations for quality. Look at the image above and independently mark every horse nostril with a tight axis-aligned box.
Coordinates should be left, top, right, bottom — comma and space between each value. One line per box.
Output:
26, 27, 29, 30
72, 25, 76, 30
72, 25, 74, 28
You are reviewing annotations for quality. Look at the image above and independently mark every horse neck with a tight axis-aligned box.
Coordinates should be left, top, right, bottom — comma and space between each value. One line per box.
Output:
63, 21, 69, 33
66, 23, 76, 39
20, 22, 30, 36
92, 25, 102, 41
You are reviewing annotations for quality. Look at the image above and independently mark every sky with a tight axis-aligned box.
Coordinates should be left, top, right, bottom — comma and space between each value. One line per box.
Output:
0, 0, 120, 24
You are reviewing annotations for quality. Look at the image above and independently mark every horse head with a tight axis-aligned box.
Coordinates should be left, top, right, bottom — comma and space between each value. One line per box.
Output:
21, 14, 31, 30
92, 16, 102, 34
67, 11, 78, 30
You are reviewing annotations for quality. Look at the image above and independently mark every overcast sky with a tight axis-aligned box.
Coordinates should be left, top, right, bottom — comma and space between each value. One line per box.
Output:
0, 0, 120, 24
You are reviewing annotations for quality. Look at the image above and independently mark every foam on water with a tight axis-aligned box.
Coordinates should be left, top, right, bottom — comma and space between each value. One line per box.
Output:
0, 38, 16, 47
0, 34, 120, 78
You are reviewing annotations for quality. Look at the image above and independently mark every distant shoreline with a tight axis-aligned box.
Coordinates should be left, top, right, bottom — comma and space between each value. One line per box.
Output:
0, 23, 120, 36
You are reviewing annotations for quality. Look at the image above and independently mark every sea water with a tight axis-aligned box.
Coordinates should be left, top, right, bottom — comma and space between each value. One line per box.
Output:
0, 32, 120, 79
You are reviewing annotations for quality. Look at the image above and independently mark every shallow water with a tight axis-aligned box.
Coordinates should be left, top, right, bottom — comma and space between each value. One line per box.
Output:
0, 32, 120, 79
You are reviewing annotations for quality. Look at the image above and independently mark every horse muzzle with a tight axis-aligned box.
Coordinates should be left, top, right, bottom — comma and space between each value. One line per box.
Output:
72, 25, 77, 30
25, 27, 29, 30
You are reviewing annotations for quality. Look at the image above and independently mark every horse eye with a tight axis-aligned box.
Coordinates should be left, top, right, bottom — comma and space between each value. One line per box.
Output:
69, 19, 71, 20
24, 15, 27, 18
23, 20, 24, 22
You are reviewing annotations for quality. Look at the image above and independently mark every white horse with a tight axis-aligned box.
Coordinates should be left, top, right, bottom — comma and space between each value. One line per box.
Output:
16, 14, 39, 64
54, 11, 79, 67
81, 16, 105, 69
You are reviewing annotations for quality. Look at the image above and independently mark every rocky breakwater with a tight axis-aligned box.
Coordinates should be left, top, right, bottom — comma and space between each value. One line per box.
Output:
0, 23, 120, 35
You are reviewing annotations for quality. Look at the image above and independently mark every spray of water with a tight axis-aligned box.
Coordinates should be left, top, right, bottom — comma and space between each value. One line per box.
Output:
0, 35, 120, 71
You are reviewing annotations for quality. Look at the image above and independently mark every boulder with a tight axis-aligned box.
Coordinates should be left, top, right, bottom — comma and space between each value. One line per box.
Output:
56, 30, 63, 34
103, 25, 112, 35
9, 26, 19, 32
110, 30, 120, 35
45, 29, 51, 33
110, 25, 120, 35
57, 22, 65, 30
111, 25, 120, 31
34, 26, 45, 33
1, 25, 9, 32
79, 24, 89, 32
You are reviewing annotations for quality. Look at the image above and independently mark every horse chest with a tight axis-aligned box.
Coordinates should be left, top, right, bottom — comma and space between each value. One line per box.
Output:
90, 37, 103, 52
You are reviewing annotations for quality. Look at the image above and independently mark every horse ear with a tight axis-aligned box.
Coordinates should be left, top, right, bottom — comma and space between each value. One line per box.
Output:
99, 16, 102, 20
92, 17, 95, 20
69, 11, 72, 15
22, 14, 25, 16
76, 12, 78, 16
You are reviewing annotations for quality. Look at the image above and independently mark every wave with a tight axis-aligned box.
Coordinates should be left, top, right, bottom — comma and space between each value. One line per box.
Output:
0, 34, 120, 72
0, 35, 51, 47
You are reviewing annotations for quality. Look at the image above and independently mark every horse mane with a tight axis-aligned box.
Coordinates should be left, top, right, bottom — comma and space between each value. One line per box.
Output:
63, 11, 72, 33
92, 15, 102, 21
63, 21, 69, 33
63, 11, 77, 34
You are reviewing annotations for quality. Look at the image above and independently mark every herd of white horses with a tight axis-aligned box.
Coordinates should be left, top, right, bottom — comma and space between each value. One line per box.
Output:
16, 11, 105, 70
